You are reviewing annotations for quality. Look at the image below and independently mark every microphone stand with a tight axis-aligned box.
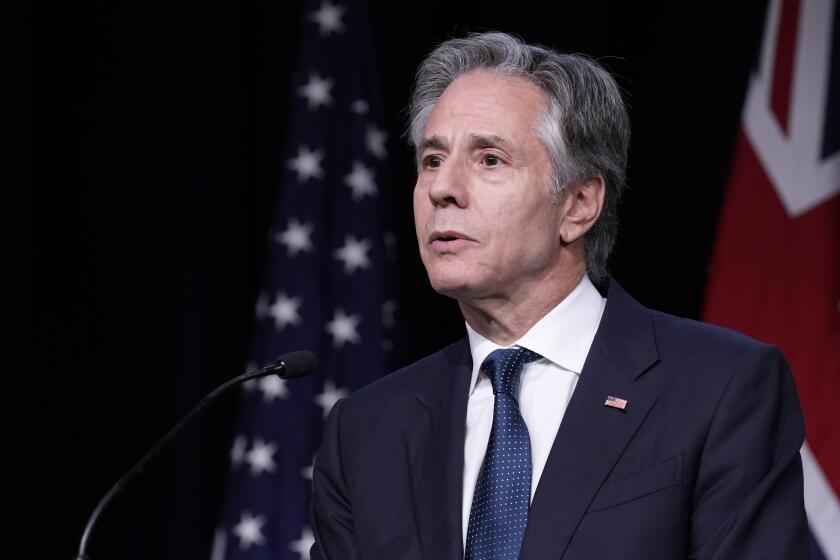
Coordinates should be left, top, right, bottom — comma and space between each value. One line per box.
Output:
75, 351, 316, 560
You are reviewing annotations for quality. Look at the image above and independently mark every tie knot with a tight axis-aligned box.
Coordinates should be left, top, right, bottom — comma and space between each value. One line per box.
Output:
480, 346, 541, 398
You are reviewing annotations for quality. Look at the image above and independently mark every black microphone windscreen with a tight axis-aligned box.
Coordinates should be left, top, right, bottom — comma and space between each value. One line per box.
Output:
275, 350, 317, 379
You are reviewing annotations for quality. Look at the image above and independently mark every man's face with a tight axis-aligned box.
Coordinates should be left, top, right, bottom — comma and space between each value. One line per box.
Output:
413, 70, 568, 303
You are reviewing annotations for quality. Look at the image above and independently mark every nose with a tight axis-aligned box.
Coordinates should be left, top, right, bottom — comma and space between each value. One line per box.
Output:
427, 158, 468, 208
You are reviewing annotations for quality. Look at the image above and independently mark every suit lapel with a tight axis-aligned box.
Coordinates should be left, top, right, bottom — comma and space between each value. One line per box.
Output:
408, 340, 472, 560
520, 280, 660, 560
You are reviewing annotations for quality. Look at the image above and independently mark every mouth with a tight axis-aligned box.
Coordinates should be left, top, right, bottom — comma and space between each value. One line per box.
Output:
428, 230, 476, 252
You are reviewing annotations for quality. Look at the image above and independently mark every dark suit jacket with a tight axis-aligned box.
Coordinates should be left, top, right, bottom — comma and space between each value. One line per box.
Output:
311, 280, 809, 559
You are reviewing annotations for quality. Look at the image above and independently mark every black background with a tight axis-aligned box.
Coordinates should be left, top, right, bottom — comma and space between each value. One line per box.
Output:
25, 0, 770, 557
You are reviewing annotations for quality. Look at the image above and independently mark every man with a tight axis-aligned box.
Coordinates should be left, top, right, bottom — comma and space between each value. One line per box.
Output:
311, 32, 809, 559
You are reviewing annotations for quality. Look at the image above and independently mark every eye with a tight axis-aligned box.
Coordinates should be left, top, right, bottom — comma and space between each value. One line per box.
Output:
482, 154, 503, 167
423, 155, 443, 169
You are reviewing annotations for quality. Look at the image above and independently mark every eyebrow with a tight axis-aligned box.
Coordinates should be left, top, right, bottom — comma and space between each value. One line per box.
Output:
468, 133, 510, 150
417, 135, 448, 153
417, 133, 511, 153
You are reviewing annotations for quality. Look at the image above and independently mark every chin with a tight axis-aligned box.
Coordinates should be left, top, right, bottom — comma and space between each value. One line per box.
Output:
426, 271, 479, 299
421, 254, 486, 297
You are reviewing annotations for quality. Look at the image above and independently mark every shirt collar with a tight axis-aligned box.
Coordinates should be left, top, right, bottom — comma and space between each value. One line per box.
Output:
465, 275, 606, 395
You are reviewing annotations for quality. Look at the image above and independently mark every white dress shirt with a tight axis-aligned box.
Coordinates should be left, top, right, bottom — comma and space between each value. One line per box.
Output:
461, 275, 607, 546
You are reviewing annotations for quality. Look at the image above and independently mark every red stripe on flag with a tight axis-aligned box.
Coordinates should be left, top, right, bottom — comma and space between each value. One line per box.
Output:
770, 0, 801, 134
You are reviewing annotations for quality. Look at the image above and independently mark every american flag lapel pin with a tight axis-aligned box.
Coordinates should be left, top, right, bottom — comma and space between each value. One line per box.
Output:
604, 395, 628, 411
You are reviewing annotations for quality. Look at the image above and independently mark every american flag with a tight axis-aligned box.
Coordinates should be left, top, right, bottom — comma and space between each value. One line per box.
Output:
212, 1, 397, 558
603, 395, 627, 411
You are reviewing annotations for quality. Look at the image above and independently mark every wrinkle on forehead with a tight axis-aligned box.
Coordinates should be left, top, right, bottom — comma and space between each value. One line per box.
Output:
418, 133, 512, 153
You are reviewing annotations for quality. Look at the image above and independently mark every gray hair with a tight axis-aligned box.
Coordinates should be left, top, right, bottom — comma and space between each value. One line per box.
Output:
407, 32, 630, 285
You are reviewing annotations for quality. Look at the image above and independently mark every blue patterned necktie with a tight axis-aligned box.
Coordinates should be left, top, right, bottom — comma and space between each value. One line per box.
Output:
465, 346, 542, 560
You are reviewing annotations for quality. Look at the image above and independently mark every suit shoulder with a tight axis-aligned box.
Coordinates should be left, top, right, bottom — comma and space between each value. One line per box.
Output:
629, 307, 800, 443
646, 308, 788, 381
649, 308, 773, 354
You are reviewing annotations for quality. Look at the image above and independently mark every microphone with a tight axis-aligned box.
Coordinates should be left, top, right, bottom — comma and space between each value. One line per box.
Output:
75, 350, 318, 560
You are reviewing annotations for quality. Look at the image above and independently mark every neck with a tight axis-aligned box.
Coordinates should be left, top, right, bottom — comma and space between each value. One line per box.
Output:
459, 265, 585, 346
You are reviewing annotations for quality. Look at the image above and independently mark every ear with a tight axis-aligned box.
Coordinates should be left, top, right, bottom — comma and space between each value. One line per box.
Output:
558, 176, 605, 244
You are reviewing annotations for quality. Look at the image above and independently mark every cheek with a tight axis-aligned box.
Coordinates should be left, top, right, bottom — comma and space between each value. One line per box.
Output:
412, 189, 426, 233
498, 205, 559, 258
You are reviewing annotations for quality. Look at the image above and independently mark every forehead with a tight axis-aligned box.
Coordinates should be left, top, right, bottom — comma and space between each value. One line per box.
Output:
423, 70, 548, 142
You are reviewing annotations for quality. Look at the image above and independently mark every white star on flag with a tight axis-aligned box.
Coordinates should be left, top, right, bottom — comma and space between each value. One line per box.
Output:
287, 145, 325, 182
245, 437, 278, 476
309, 1, 344, 35
344, 161, 377, 200
365, 125, 388, 159
258, 374, 289, 402
289, 526, 316, 560
230, 434, 247, 467
333, 235, 372, 274
325, 309, 361, 347
269, 292, 302, 330
315, 380, 349, 418
275, 218, 314, 257
298, 73, 334, 110
233, 511, 267, 549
